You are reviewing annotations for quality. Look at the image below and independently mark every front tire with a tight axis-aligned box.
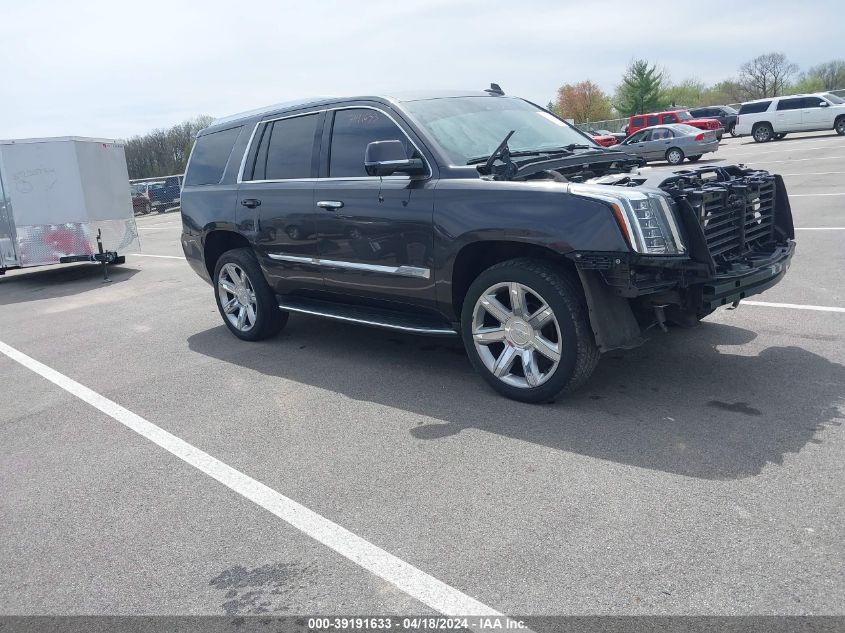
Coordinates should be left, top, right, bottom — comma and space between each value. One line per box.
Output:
752, 122, 773, 143
835, 116, 845, 136
461, 259, 599, 403
214, 248, 288, 341
666, 147, 685, 165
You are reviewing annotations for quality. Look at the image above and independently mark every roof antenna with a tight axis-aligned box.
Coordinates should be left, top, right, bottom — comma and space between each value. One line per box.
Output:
485, 83, 505, 96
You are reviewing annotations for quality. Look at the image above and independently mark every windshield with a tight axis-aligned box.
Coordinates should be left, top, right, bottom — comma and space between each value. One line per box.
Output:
823, 93, 844, 104
676, 111, 693, 121
401, 97, 597, 165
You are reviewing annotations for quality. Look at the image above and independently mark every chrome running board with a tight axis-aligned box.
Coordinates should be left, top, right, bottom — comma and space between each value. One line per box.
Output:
277, 296, 458, 336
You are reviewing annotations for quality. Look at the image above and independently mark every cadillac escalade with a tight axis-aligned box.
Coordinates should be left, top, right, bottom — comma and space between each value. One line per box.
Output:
180, 85, 796, 403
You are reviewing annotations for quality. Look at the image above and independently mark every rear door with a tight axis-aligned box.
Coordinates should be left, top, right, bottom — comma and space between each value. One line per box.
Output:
646, 127, 674, 160
313, 105, 436, 308
774, 97, 805, 131
237, 110, 326, 294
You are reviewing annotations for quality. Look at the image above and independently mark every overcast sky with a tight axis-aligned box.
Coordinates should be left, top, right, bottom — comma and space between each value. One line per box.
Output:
2, 0, 840, 140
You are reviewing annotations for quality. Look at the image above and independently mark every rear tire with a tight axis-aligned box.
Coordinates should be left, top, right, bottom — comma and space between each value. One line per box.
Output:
213, 248, 288, 341
665, 147, 685, 165
729, 123, 737, 137
687, 155, 702, 162
461, 258, 599, 403
773, 133, 787, 140
752, 122, 773, 143
835, 116, 845, 136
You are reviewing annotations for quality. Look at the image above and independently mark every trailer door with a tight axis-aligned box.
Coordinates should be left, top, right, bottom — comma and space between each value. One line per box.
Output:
0, 160, 19, 268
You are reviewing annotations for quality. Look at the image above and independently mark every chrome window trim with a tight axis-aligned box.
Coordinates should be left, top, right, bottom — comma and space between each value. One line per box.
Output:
237, 104, 431, 184
266, 253, 430, 279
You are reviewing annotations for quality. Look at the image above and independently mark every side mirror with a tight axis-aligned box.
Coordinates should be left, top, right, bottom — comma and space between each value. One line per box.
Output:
820, 101, 829, 107
364, 140, 426, 177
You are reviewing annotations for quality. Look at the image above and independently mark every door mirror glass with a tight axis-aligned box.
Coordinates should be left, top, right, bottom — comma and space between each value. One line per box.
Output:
364, 140, 426, 177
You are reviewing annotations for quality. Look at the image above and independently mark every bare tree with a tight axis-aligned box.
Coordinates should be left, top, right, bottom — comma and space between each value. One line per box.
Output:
806, 60, 845, 90
738, 53, 798, 99
123, 115, 214, 179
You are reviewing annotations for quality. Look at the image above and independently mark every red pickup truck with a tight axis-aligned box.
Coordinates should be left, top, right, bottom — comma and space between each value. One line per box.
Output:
627, 110, 723, 139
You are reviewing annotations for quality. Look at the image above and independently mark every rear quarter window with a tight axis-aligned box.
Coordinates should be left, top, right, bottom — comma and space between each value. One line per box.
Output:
185, 126, 243, 186
738, 101, 772, 115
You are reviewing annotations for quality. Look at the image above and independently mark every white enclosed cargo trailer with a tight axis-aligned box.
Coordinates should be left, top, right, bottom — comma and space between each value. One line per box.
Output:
0, 136, 140, 274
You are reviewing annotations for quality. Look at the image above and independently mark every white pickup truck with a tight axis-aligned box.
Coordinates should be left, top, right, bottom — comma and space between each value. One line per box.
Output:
735, 92, 845, 142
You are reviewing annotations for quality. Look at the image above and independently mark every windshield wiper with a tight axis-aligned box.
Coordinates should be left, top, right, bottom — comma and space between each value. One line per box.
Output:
467, 130, 516, 168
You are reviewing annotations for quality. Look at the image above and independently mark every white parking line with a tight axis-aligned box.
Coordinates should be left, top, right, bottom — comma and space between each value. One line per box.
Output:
790, 192, 845, 197
742, 301, 845, 313
757, 156, 845, 164
794, 227, 845, 230
0, 339, 501, 619
781, 171, 845, 177
130, 253, 184, 259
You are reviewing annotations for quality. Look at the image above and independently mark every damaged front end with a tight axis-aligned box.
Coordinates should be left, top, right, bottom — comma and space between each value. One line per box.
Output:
568, 165, 796, 351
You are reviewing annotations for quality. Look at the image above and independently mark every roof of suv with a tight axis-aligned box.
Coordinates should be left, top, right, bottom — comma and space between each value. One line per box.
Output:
203, 90, 508, 134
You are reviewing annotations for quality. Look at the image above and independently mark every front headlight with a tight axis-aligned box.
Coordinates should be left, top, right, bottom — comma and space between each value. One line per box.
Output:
568, 184, 687, 255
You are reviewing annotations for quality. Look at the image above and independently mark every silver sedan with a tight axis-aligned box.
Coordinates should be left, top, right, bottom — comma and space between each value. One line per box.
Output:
616, 124, 719, 165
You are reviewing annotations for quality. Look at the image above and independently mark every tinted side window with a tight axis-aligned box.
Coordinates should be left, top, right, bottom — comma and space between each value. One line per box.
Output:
647, 115, 659, 126
185, 126, 242, 186
801, 97, 826, 108
264, 114, 320, 180
631, 116, 644, 127
659, 113, 676, 124
739, 101, 772, 114
329, 109, 410, 177
776, 98, 804, 111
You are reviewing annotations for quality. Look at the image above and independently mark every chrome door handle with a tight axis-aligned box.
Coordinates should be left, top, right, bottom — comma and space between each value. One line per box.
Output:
317, 200, 344, 210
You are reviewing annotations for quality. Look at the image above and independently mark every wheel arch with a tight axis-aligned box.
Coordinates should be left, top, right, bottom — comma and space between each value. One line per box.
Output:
203, 230, 252, 279
449, 240, 577, 321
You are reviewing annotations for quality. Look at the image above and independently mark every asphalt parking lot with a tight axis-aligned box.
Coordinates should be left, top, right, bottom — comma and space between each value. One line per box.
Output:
1, 131, 843, 620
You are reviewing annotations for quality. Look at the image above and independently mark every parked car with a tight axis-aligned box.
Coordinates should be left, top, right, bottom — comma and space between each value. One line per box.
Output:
180, 88, 795, 403
617, 124, 719, 165
627, 110, 723, 139
735, 92, 845, 142
689, 105, 738, 136
586, 129, 619, 147
130, 183, 152, 214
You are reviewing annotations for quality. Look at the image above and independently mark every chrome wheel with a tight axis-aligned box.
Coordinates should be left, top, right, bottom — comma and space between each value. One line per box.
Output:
471, 282, 562, 389
217, 263, 258, 332
753, 124, 771, 142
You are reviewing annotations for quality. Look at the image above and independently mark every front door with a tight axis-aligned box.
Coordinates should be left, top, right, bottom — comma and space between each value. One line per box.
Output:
238, 111, 325, 294
314, 107, 436, 309
800, 96, 831, 130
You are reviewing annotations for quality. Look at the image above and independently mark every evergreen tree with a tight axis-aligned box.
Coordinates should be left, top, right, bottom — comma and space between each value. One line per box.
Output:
614, 60, 665, 116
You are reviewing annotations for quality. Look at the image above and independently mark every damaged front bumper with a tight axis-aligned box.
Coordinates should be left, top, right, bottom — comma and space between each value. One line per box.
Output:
700, 240, 795, 312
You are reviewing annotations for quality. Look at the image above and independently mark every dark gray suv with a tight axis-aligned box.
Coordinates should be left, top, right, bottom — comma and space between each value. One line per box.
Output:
180, 88, 795, 402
